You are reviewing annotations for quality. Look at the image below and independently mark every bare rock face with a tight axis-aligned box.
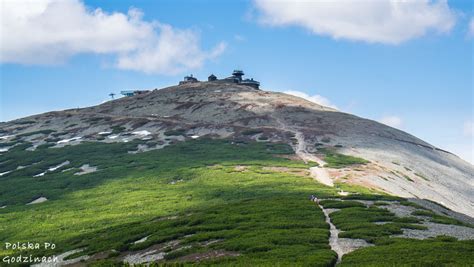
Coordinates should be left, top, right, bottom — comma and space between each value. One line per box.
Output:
1, 82, 473, 217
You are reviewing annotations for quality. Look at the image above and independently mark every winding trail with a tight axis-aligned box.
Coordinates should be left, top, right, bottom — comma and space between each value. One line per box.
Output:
315, 199, 375, 265
318, 203, 344, 265
274, 117, 333, 186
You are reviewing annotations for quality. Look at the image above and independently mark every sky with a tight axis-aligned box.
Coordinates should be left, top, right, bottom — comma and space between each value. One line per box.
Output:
0, 0, 473, 164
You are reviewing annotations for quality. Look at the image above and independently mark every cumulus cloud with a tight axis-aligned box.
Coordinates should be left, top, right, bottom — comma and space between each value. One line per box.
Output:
0, 0, 225, 74
464, 121, 474, 136
283, 90, 338, 109
116, 25, 227, 74
379, 116, 403, 128
253, 0, 456, 44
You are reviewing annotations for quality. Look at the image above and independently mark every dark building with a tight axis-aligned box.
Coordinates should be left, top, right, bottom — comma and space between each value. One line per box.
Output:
241, 78, 260, 89
121, 90, 150, 97
231, 70, 244, 82
179, 70, 260, 89
179, 74, 199, 85
208, 74, 217, 81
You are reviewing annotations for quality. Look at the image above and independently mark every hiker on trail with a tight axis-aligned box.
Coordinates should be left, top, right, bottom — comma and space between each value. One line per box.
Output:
310, 195, 319, 204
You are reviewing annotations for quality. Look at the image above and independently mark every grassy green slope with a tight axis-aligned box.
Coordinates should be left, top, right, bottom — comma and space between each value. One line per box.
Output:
0, 139, 337, 266
0, 139, 472, 266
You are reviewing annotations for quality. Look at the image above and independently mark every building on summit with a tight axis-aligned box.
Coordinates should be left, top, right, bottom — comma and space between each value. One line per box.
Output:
180, 70, 260, 89
120, 90, 150, 97
179, 74, 199, 85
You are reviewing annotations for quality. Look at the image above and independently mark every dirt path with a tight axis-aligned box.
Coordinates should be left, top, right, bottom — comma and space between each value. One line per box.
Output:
318, 204, 344, 265
274, 117, 333, 186
317, 202, 373, 265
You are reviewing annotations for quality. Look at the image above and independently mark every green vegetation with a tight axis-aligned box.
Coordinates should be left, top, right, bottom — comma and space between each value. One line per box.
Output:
241, 129, 263, 136
402, 174, 414, 182
414, 172, 429, 181
328, 205, 425, 243
320, 137, 331, 143
16, 129, 56, 138
0, 138, 471, 265
319, 199, 365, 209
111, 125, 127, 134
318, 148, 369, 168
14, 120, 36, 125
341, 238, 474, 266
0, 139, 337, 265
0, 142, 16, 148
411, 210, 472, 227
164, 129, 186, 136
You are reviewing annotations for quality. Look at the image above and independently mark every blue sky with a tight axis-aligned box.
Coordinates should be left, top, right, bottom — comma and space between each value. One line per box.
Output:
0, 0, 472, 163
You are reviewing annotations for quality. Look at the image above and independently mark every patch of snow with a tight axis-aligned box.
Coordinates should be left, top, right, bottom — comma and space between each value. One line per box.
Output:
33, 172, 46, 177
132, 130, 151, 136
27, 197, 48, 205
32, 249, 90, 267
124, 251, 166, 265
48, 161, 70, 172
0, 171, 11, 176
0, 135, 14, 140
108, 135, 120, 139
17, 166, 26, 170
57, 137, 82, 144
0, 206, 6, 209
74, 164, 97, 175
338, 190, 350, 196
0, 147, 10, 152
190, 135, 200, 139
133, 235, 150, 244
98, 131, 112, 135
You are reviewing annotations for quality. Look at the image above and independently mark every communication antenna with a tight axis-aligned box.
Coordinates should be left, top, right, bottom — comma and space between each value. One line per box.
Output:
109, 93, 115, 100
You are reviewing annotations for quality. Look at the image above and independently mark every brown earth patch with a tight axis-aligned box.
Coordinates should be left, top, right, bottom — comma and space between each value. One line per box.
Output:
234, 165, 248, 172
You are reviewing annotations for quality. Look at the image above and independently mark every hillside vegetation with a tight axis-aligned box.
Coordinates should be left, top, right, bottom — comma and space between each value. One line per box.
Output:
0, 139, 473, 266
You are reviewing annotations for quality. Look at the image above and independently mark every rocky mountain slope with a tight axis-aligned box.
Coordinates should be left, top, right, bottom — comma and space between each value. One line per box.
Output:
2, 81, 472, 217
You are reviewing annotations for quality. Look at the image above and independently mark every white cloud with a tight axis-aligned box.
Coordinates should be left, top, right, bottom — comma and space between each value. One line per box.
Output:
379, 116, 403, 128
283, 90, 338, 109
0, 0, 225, 74
464, 121, 474, 136
469, 18, 474, 37
116, 25, 227, 74
254, 0, 456, 44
